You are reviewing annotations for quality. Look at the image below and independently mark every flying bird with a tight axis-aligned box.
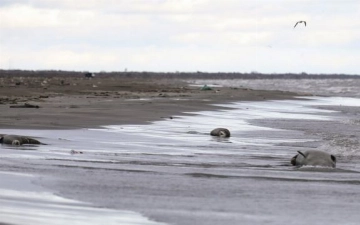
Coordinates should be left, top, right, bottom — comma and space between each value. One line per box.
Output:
294, 20, 306, 28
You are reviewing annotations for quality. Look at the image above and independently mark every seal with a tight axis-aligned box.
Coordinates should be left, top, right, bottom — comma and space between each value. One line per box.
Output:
0, 135, 44, 145
291, 150, 336, 168
210, 128, 231, 138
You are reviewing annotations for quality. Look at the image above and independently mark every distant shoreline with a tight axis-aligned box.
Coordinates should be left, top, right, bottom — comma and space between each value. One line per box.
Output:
1, 69, 359, 79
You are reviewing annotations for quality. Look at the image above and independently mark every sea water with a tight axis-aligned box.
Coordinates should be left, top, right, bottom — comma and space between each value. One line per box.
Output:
1, 79, 360, 225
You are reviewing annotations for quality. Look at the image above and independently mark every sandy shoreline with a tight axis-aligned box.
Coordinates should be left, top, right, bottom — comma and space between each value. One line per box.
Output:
2, 74, 360, 225
0, 74, 300, 130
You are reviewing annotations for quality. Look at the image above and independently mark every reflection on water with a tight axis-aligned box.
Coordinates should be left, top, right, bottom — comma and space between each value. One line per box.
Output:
1, 94, 360, 224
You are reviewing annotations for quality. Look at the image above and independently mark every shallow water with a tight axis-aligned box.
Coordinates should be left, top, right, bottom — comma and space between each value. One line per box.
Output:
1, 79, 360, 225
190, 78, 360, 98
0, 172, 162, 225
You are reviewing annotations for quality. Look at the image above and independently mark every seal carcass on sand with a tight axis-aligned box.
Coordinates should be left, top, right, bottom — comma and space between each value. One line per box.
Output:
210, 128, 231, 138
0, 135, 44, 146
291, 150, 336, 168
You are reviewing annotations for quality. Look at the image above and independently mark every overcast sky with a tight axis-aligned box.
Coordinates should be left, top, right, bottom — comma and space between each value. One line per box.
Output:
0, 0, 359, 74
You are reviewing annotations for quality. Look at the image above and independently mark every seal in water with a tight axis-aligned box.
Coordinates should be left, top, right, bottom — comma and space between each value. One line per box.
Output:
291, 150, 336, 168
210, 128, 231, 138
0, 135, 43, 145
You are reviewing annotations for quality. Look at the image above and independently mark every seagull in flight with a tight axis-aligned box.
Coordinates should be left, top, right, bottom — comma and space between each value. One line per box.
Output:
294, 20, 306, 28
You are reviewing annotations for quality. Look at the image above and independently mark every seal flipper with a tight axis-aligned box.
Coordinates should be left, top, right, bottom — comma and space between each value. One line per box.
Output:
331, 155, 336, 163
297, 151, 306, 158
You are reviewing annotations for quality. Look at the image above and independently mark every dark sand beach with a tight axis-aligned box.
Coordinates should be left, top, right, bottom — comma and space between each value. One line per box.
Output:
0, 72, 299, 129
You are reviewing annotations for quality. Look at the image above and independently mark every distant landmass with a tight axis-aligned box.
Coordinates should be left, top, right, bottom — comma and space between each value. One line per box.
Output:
0, 69, 359, 79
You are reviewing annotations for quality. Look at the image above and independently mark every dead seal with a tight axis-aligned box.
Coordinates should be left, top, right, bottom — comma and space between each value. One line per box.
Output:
291, 150, 336, 168
0, 135, 44, 146
210, 128, 231, 138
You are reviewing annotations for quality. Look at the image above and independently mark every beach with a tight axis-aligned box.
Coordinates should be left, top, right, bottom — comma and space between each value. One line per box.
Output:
0, 73, 299, 129
1, 72, 360, 225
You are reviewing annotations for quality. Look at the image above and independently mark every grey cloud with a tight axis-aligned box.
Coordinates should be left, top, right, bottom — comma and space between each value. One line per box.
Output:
0, 0, 28, 7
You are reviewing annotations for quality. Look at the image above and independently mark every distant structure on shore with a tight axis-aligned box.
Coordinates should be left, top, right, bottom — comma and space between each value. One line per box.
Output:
294, 20, 306, 28
84, 72, 95, 78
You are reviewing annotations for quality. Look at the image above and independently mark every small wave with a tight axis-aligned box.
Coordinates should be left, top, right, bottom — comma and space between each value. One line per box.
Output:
185, 173, 235, 179
184, 172, 360, 185
295, 165, 337, 171
318, 135, 360, 161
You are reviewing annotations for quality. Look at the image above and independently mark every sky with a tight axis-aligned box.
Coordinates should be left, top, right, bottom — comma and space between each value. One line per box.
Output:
0, 0, 359, 74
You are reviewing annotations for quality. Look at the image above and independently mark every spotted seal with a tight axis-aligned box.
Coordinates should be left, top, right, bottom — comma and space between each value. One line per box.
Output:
291, 150, 336, 168
210, 128, 231, 138
0, 135, 43, 146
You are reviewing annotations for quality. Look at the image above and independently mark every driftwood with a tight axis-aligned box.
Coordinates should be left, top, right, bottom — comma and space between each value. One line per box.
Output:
10, 103, 40, 108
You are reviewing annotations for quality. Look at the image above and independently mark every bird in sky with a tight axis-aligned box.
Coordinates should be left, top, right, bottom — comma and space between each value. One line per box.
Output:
294, 20, 306, 28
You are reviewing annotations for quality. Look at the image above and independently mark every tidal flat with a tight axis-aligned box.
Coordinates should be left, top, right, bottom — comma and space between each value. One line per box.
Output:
1, 73, 360, 225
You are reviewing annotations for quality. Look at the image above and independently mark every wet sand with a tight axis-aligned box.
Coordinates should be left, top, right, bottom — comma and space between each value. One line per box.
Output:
0, 74, 299, 129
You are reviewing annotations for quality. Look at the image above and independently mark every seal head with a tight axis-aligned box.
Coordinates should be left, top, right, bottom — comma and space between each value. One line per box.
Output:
210, 128, 231, 138
291, 150, 336, 168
